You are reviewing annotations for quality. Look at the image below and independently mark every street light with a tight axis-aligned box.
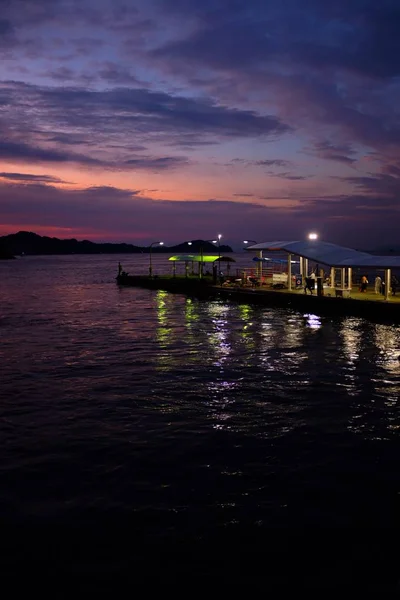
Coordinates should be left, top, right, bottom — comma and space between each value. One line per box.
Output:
211, 234, 223, 283
186, 240, 202, 277
308, 232, 318, 240
211, 234, 222, 260
244, 239, 262, 281
149, 241, 163, 277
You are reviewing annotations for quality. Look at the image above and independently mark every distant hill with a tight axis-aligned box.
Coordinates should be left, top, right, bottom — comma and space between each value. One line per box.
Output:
0, 241, 15, 259
0, 231, 232, 256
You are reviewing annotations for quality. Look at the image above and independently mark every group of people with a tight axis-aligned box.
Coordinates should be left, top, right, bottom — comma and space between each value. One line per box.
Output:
303, 271, 400, 296
373, 275, 398, 296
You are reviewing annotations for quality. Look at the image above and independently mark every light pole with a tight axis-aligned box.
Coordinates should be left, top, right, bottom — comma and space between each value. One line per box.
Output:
186, 241, 202, 277
149, 241, 164, 277
211, 234, 222, 283
244, 239, 262, 281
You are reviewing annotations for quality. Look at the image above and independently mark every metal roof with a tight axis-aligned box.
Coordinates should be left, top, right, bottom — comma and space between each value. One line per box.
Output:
337, 255, 400, 268
168, 254, 235, 263
246, 240, 400, 268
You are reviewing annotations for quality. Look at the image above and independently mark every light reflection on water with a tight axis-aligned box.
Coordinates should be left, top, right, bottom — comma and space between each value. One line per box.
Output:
1, 254, 400, 527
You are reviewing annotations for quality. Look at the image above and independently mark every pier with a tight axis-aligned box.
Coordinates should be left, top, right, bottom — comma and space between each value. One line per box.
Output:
116, 239, 400, 324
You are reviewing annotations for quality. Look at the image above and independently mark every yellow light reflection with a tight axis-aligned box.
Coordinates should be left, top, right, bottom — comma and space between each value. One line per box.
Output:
155, 290, 173, 371
185, 297, 200, 327
207, 303, 232, 366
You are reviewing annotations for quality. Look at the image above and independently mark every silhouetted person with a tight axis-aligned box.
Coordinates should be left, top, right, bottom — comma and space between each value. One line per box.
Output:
212, 263, 217, 284
374, 275, 382, 294
304, 276, 314, 294
391, 276, 398, 296
359, 275, 368, 292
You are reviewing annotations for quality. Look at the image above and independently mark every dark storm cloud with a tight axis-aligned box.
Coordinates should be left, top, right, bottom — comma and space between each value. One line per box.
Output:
0, 172, 68, 183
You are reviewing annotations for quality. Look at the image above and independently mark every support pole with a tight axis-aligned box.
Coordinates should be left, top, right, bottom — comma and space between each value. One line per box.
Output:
304, 258, 308, 277
341, 268, 346, 289
385, 268, 391, 300
300, 257, 304, 277
348, 267, 352, 291
287, 253, 292, 291
330, 266, 335, 289
258, 250, 263, 283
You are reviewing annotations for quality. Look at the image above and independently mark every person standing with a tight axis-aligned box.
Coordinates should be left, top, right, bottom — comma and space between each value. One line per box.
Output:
359, 275, 368, 292
304, 276, 313, 294
374, 275, 382, 294
309, 270, 316, 291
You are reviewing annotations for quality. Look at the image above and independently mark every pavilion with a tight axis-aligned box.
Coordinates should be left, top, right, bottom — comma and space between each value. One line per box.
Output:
168, 254, 235, 277
246, 240, 400, 300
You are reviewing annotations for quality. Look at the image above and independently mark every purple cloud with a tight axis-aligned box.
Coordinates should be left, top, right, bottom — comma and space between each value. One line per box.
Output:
0, 172, 69, 183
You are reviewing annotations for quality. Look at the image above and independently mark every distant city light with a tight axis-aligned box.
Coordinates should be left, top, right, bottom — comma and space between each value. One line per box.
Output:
308, 233, 318, 240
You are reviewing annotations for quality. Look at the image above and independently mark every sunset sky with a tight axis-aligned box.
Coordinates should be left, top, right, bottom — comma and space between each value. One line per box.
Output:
1, 0, 399, 248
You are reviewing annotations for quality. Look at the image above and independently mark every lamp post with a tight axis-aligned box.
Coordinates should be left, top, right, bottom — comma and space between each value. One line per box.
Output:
149, 241, 164, 277
186, 241, 202, 278
244, 239, 262, 281
211, 234, 222, 284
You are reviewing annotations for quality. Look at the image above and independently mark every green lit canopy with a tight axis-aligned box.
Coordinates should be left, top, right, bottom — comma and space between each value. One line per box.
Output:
168, 254, 235, 263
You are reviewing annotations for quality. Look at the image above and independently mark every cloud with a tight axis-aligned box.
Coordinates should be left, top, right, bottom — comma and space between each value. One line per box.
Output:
0, 19, 14, 36
0, 80, 290, 170
0, 139, 103, 165
0, 172, 69, 183
308, 141, 357, 165
124, 156, 189, 170
0, 137, 191, 171
255, 160, 292, 168
232, 193, 256, 197
149, 0, 400, 160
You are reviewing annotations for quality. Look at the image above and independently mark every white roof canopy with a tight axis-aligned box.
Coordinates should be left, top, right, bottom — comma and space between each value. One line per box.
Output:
246, 240, 400, 269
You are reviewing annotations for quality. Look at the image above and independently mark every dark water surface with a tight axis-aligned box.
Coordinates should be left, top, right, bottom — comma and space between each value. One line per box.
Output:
1, 255, 399, 585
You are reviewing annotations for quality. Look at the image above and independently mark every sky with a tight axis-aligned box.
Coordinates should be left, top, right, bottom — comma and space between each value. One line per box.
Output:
0, 0, 399, 248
